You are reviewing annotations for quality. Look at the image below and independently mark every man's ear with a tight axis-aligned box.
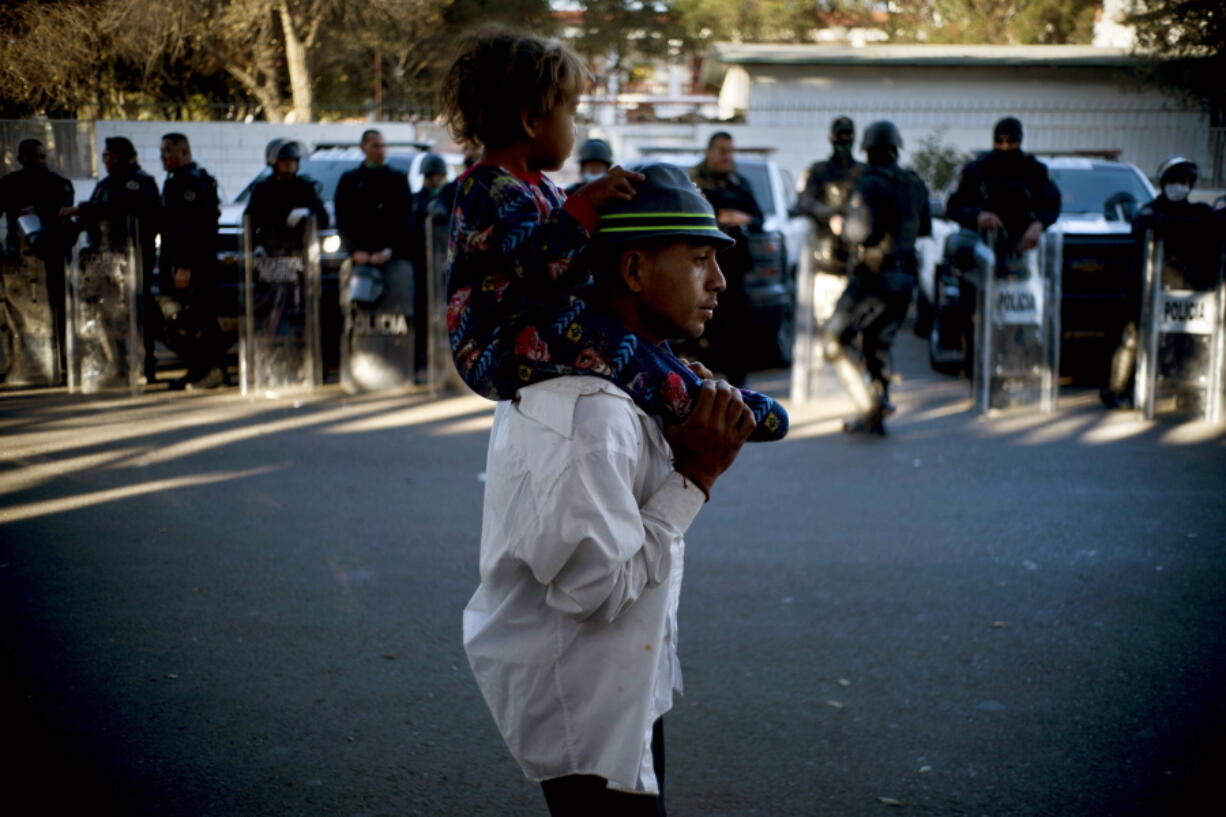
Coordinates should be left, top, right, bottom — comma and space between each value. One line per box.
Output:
619, 249, 648, 293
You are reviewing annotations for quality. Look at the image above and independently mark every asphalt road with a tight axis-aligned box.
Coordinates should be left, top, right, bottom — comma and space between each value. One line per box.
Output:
2, 335, 1224, 817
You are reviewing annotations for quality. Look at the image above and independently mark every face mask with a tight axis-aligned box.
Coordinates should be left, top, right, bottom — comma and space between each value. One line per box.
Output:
833, 139, 853, 154
1163, 183, 1190, 202
581, 171, 606, 184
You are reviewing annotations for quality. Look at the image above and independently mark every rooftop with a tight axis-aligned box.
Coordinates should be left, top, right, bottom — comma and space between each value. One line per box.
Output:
708, 43, 1140, 68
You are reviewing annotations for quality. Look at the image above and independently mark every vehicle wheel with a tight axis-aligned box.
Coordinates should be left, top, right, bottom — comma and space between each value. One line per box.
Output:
928, 312, 962, 376
913, 285, 933, 338
774, 302, 795, 366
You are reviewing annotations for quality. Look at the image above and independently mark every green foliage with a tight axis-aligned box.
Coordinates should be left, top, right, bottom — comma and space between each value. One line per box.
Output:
1126, 0, 1225, 112
909, 128, 972, 193
903, 0, 1097, 45
0, 0, 554, 121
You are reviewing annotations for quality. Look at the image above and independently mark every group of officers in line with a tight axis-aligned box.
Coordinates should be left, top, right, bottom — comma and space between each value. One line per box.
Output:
790, 114, 1223, 431
4, 120, 1223, 415
0, 128, 455, 391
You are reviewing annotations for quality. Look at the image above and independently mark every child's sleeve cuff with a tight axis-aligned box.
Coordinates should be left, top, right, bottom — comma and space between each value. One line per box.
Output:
562, 193, 599, 236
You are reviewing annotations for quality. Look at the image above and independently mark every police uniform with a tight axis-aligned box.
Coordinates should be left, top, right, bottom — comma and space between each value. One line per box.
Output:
336, 162, 412, 260
946, 149, 1060, 262
0, 164, 76, 257
244, 174, 329, 255
79, 163, 160, 267
78, 162, 162, 377
826, 126, 931, 433
1100, 192, 1216, 406
161, 162, 225, 384
335, 160, 417, 375
839, 160, 931, 387
0, 161, 77, 369
1101, 155, 1216, 407
796, 148, 866, 275
690, 160, 764, 387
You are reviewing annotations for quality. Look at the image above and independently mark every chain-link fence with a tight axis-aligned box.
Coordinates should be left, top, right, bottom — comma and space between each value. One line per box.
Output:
0, 120, 95, 178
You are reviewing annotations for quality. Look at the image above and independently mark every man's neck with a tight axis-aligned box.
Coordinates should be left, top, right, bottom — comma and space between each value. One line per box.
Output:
604, 288, 666, 346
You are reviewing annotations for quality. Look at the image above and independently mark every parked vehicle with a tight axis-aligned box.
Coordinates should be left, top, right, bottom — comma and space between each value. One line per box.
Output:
631, 148, 811, 368
921, 155, 1155, 380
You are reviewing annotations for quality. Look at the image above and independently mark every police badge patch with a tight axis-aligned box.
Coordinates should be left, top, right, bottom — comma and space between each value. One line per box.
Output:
127, 180, 140, 191
184, 191, 197, 202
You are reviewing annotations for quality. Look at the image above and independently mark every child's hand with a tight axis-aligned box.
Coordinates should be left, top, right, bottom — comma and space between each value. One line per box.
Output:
574, 166, 644, 208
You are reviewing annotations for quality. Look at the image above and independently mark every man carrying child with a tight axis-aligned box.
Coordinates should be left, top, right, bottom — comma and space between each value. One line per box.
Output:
440, 28, 783, 815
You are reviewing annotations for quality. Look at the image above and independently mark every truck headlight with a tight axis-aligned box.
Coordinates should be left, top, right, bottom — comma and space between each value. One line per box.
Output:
321, 234, 342, 254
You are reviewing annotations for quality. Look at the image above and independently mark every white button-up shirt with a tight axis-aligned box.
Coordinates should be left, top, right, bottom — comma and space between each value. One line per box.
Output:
463, 377, 706, 794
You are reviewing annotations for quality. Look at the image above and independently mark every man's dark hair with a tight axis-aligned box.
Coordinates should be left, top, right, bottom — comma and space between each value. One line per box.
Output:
361, 129, 382, 146
16, 138, 43, 165
104, 137, 137, 162
162, 132, 190, 149
439, 27, 590, 150
707, 131, 733, 148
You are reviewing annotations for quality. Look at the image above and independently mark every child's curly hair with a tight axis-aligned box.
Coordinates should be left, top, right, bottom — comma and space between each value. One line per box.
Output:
439, 27, 591, 150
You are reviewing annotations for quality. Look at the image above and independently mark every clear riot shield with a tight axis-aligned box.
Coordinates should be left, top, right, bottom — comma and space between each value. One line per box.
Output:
339, 258, 415, 393
1134, 232, 1224, 423
0, 247, 60, 386
790, 227, 849, 403
974, 229, 1062, 414
240, 215, 322, 396
65, 230, 145, 394
425, 211, 465, 394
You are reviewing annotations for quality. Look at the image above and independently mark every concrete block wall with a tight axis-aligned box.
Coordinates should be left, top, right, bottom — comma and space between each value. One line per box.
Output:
87, 122, 422, 203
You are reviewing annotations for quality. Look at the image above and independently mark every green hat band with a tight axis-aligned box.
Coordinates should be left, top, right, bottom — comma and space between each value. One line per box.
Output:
597, 211, 721, 236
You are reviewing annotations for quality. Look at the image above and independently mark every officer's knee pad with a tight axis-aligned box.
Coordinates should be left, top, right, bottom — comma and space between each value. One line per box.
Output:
1120, 322, 1139, 350
820, 334, 846, 364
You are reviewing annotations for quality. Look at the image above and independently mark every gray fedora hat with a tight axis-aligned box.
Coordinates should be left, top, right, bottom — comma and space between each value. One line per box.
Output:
592, 162, 735, 250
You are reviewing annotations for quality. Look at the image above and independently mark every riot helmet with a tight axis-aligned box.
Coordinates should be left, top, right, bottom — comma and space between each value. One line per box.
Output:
348, 263, 385, 307
577, 138, 613, 166
275, 141, 304, 162
420, 153, 448, 177
264, 138, 287, 166
1157, 155, 1197, 186
1157, 155, 1197, 203
860, 121, 902, 159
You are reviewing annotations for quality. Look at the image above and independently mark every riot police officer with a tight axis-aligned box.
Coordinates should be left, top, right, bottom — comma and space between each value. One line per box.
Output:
826, 121, 932, 435
690, 130, 764, 387
1, 139, 76, 258
796, 116, 866, 275
244, 140, 328, 255
0, 139, 77, 372
1101, 155, 1215, 408
159, 132, 225, 390
409, 152, 449, 371
336, 130, 413, 265
64, 136, 162, 381
564, 138, 613, 195
946, 117, 1060, 260
334, 130, 416, 380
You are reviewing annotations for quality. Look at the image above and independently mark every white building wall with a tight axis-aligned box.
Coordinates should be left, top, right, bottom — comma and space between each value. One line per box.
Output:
704, 63, 1209, 186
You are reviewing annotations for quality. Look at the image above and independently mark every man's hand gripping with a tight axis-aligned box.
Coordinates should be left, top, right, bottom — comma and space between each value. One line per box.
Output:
664, 378, 756, 500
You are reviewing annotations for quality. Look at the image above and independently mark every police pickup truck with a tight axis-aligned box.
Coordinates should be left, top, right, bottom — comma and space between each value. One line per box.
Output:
631, 148, 811, 369
214, 144, 462, 375
921, 155, 1155, 380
